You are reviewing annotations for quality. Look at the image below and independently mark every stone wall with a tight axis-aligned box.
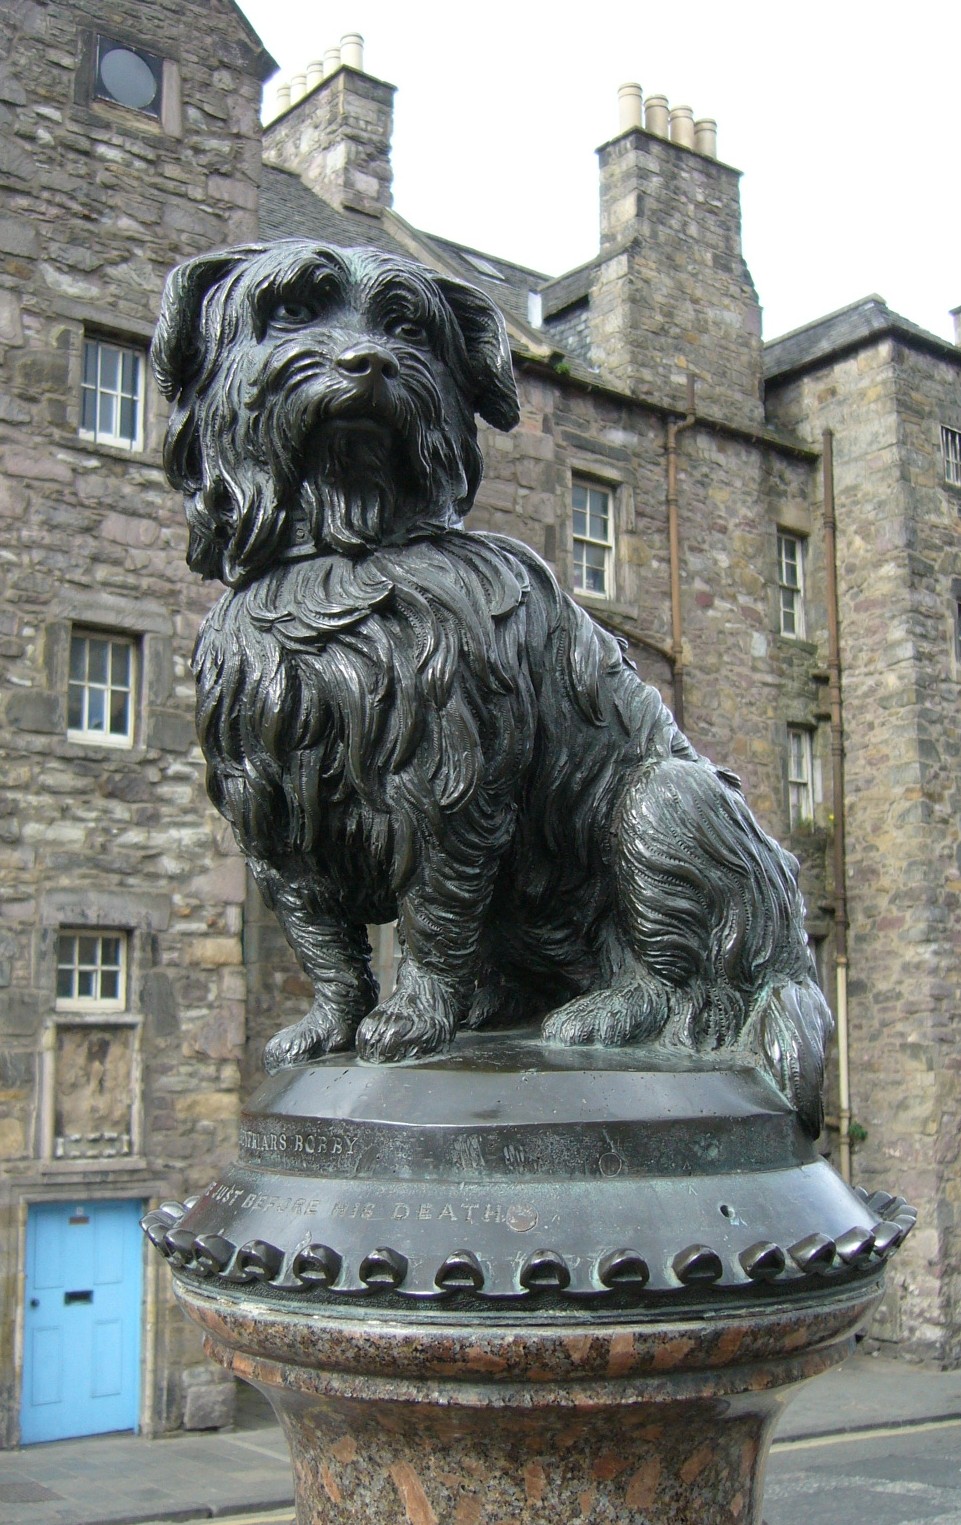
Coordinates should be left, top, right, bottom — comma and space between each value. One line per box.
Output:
767, 339, 961, 1360
0, 0, 269, 1445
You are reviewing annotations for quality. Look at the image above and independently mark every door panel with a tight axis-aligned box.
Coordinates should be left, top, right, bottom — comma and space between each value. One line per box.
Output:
91, 1319, 124, 1397
28, 1326, 62, 1408
21, 1199, 143, 1443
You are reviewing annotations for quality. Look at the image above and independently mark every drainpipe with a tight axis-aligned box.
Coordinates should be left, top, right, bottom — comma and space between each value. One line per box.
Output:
665, 372, 697, 728
142, 1215, 159, 1434
822, 429, 852, 1182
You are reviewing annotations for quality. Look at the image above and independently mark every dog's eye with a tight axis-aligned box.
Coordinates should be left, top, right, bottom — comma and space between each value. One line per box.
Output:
270, 300, 315, 327
388, 319, 428, 344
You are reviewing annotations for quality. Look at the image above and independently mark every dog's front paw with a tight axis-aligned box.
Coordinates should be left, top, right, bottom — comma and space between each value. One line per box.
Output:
542, 985, 661, 1047
263, 1002, 357, 1073
356, 963, 460, 1063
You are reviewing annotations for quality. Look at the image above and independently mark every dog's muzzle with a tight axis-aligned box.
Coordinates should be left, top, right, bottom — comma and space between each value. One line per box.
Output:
331, 343, 400, 415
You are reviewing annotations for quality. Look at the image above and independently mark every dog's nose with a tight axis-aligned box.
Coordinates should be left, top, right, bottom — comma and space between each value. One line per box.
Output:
335, 345, 400, 382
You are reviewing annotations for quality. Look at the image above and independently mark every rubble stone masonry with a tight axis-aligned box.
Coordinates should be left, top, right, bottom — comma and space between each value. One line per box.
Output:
767, 341, 961, 1360
0, 0, 271, 1444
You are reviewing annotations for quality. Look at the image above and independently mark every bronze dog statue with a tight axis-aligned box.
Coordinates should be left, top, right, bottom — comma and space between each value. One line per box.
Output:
153, 240, 831, 1134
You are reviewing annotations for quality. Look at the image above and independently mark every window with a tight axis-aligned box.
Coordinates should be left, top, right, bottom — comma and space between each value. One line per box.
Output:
572, 480, 614, 598
461, 251, 505, 282
80, 337, 145, 449
56, 930, 127, 1012
942, 426, 961, 488
777, 531, 806, 639
787, 728, 815, 827
94, 35, 163, 118
68, 630, 135, 745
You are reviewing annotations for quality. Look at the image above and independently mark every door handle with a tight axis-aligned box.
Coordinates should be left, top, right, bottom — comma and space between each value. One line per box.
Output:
64, 1289, 94, 1304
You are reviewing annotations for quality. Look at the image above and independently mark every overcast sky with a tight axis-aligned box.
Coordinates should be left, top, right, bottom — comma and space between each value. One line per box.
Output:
238, 0, 958, 345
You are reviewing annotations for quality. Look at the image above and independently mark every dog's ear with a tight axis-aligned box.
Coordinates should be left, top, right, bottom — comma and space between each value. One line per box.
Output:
151, 244, 267, 401
434, 276, 520, 432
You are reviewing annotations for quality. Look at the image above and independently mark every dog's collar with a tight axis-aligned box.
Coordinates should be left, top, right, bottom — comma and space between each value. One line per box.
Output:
275, 515, 321, 565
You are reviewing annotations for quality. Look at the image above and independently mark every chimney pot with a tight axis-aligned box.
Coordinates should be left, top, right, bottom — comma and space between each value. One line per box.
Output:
617, 83, 644, 134
305, 60, 323, 90
274, 81, 291, 113
340, 33, 364, 70
323, 48, 341, 77
694, 118, 718, 158
644, 94, 669, 138
290, 73, 307, 105
669, 105, 695, 149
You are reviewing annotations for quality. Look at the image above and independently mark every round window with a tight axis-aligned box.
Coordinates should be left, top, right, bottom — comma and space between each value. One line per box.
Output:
98, 47, 159, 111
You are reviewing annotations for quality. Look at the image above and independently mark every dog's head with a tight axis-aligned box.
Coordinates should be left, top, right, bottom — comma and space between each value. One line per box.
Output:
152, 241, 520, 586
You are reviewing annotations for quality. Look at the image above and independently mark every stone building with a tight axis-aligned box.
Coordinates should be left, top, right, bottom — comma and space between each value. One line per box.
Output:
0, 0, 958, 1447
0, 0, 274, 1447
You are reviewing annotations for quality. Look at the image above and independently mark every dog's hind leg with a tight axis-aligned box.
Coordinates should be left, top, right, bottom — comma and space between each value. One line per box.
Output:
542, 973, 668, 1047
251, 860, 378, 1072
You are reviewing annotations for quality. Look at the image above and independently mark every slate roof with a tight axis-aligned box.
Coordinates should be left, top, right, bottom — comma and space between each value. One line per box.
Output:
414, 233, 548, 324
259, 166, 409, 256
539, 262, 597, 321
764, 296, 960, 382
259, 169, 549, 327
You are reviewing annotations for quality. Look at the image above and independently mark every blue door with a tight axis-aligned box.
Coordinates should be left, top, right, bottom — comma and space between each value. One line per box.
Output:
22, 1199, 144, 1444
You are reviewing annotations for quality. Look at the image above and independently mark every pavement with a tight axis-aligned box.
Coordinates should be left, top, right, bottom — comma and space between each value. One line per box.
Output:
2, 1353, 961, 1525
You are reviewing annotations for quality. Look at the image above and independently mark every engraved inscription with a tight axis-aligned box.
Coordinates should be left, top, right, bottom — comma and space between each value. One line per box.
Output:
207, 1182, 245, 1207
451, 1136, 486, 1173
199, 1182, 564, 1239
240, 1126, 359, 1158
331, 1201, 375, 1220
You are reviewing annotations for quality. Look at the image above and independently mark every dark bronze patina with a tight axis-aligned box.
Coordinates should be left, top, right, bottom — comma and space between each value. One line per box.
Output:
147, 1036, 912, 1309
152, 240, 830, 1135
144, 243, 913, 1524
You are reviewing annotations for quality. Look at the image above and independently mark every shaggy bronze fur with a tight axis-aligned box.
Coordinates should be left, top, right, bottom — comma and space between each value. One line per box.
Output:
153, 241, 831, 1134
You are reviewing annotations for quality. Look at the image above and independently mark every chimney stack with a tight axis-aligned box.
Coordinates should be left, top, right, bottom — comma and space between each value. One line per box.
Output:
263, 34, 395, 218
591, 81, 763, 429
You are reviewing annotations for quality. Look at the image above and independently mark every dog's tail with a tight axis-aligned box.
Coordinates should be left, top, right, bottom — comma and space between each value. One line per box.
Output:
740, 976, 833, 1138
615, 756, 833, 1136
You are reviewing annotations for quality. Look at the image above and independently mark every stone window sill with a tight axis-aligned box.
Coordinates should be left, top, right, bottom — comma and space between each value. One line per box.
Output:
38, 1156, 149, 1175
